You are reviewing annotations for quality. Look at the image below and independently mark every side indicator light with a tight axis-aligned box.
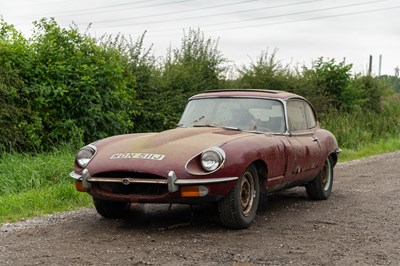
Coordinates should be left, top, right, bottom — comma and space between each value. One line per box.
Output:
75, 180, 88, 192
181, 186, 209, 197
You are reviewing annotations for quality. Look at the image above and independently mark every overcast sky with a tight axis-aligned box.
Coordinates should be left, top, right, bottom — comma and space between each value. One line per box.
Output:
1, 0, 399, 76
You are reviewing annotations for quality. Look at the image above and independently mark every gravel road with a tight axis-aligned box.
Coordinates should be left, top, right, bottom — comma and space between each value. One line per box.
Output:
1, 152, 399, 265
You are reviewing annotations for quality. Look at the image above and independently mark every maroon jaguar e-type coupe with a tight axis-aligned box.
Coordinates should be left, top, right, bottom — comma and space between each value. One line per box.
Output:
70, 90, 340, 229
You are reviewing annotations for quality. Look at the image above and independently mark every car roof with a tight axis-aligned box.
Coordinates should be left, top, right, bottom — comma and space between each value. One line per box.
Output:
190, 89, 304, 100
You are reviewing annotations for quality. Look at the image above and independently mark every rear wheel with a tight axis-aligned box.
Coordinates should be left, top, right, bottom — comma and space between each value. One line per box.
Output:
218, 164, 260, 229
93, 197, 129, 219
306, 157, 333, 200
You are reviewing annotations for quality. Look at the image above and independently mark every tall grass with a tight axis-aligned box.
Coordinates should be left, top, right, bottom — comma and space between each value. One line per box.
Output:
0, 147, 91, 223
339, 135, 400, 161
0, 148, 73, 194
0, 184, 91, 222
322, 96, 400, 150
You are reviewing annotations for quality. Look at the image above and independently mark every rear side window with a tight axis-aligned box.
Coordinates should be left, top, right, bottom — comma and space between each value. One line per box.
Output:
287, 100, 317, 131
304, 102, 317, 128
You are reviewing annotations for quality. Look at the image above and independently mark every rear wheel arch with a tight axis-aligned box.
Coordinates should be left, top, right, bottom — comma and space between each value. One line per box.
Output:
329, 152, 338, 167
306, 156, 333, 200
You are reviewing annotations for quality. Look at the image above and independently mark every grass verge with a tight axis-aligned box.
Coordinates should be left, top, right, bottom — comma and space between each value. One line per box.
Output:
0, 184, 92, 223
0, 148, 92, 223
339, 134, 400, 162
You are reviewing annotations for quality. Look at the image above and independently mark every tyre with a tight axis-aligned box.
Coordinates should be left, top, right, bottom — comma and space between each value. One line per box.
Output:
218, 164, 260, 229
93, 197, 129, 219
306, 157, 333, 200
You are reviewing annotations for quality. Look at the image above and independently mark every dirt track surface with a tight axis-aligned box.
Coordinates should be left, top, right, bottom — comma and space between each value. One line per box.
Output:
1, 152, 400, 265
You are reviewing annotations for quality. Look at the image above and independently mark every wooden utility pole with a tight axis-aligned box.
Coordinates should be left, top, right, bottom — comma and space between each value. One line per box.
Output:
368, 55, 373, 76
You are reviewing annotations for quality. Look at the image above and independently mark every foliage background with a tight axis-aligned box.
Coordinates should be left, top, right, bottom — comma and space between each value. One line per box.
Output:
1, 18, 399, 153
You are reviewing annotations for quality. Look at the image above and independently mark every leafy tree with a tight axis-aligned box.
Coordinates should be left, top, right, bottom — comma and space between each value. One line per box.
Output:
237, 49, 291, 91
102, 33, 165, 132
346, 75, 384, 112
235, 50, 331, 114
0, 20, 33, 151
0, 18, 139, 151
136, 29, 227, 131
24, 18, 137, 149
306, 58, 353, 110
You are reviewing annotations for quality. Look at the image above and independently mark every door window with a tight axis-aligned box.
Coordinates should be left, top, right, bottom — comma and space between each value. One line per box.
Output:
287, 100, 317, 131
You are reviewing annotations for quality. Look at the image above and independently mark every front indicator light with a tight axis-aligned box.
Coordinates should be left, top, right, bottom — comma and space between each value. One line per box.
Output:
181, 186, 209, 197
75, 180, 88, 192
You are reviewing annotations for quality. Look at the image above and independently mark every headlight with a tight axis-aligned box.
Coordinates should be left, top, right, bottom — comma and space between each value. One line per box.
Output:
201, 147, 225, 172
76, 145, 96, 168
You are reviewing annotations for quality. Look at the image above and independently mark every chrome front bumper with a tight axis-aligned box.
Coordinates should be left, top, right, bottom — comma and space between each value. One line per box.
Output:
70, 170, 238, 193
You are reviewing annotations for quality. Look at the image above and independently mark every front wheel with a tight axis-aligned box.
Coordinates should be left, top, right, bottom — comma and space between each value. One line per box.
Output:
93, 197, 129, 219
305, 157, 333, 200
218, 164, 260, 229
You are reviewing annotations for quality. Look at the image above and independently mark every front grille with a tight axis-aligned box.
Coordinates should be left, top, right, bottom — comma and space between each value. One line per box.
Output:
92, 172, 168, 196
94, 172, 164, 179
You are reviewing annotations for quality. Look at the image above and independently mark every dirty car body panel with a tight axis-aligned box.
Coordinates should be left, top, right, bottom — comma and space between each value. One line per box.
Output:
70, 90, 340, 229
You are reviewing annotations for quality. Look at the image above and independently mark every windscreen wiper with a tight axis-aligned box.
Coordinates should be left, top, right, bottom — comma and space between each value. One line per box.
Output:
222, 126, 242, 131
193, 124, 217, 128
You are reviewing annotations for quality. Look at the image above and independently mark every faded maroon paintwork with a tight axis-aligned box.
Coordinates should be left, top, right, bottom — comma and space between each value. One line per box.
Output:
72, 90, 340, 204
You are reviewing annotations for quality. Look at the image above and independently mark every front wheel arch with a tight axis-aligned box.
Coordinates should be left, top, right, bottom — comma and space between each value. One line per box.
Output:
253, 160, 268, 212
93, 197, 130, 219
218, 164, 260, 229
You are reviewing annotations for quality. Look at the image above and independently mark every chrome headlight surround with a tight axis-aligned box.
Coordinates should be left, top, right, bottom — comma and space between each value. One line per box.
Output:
75, 144, 97, 168
200, 147, 226, 172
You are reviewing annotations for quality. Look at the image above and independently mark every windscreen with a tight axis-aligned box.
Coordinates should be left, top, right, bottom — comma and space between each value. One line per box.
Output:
178, 97, 285, 133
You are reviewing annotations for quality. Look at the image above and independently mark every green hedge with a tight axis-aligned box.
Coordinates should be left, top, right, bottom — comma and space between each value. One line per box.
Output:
1, 19, 399, 152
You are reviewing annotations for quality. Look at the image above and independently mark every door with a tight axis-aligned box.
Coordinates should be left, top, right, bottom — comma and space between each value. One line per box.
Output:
284, 99, 322, 182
